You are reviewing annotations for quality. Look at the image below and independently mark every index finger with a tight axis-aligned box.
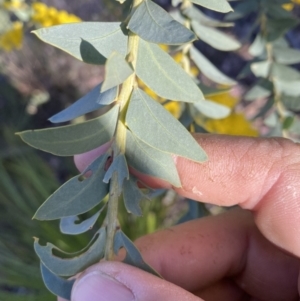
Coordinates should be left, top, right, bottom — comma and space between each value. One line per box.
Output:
74, 134, 300, 257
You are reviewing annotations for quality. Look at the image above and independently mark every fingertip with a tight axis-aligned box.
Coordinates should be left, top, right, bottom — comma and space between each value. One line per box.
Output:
175, 134, 300, 256
71, 261, 200, 301
130, 167, 172, 189
71, 267, 134, 301
74, 142, 111, 172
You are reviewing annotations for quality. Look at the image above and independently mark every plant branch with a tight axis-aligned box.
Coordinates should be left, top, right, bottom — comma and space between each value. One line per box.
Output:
118, 34, 139, 111
104, 0, 142, 261
266, 39, 287, 137
104, 165, 120, 260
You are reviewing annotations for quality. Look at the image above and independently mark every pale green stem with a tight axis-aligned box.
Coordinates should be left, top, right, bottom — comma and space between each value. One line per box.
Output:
261, 14, 288, 137
104, 0, 142, 261
182, 43, 191, 74
104, 167, 120, 260
118, 34, 140, 111
274, 90, 289, 138
266, 43, 272, 62
181, 0, 191, 10
266, 42, 288, 137
177, 15, 192, 75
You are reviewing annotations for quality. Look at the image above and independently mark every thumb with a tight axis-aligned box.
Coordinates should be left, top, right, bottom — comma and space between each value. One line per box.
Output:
68, 261, 202, 301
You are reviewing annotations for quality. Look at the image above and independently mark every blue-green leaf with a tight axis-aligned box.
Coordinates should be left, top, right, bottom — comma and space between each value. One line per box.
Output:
249, 34, 265, 57
290, 117, 300, 135
34, 154, 109, 220
198, 83, 230, 96
264, 112, 279, 128
273, 46, 300, 65
189, 0, 233, 12
103, 153, 129, 196
244, 84, 272, 101
126, 88, 207, 162
40, 263, 74, 300
33, 23, 127, 64
17, 105, 119, 156
283, 115, 295, 130
227, 0, 260, 21
252, 97, 274, 119
271, 63, 300, 81
125, 129, 181, 187
191, 20, 240, 51
128, 0, 196, 45
266, 17, 299, 42
190, 46, 236, 85
183, 5, 233, 27
273, 78, 300, 96
101, 52, 134, 92
49, 84, 117, 123
35, 228, 106, 277
251, 61, 271, 78
60, 207, 105, 235
136, 39, 204, 103
273, 38, 289, 48
123, 176, 149, 216
114, 230, 161, 276
193, 99, 231, 119
282, 95, 300, 111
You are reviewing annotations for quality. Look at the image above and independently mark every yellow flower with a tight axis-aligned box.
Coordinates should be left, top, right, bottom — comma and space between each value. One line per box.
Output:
0, 21, 23, 52
173, 52, 183, 63
159, 44, 169, 52
206, 91, 238, 109
31, 2, 81, 27
190, 66, 199, 77
204, 112, 258, 136
142, 84, 160, 101
163, 101, 183, 119
173, 51, 199, 77
32, 2, 47, 16
57, 10, 81, 24
31, 3, 50, 26
48, 7, 58, 19
283, 0, 300, 11
283, 3, 294, 10
200, 91, 258, 136
3, 0, 23, 9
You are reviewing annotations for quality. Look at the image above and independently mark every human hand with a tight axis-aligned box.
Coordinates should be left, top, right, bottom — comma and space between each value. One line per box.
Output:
58, 134, 300, 301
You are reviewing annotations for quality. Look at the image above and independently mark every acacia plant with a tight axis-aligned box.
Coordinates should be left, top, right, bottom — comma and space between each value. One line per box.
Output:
17, 0, 238, 299
226, 0, 300, 139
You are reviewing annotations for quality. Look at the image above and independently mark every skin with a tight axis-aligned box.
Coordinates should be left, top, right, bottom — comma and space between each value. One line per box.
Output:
58, 134, 300, 301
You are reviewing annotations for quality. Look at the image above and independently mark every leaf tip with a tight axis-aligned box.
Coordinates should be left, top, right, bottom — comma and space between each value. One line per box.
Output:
227, 7, 233, 13
31, 30, 39, 37
173, 180, 182, 188
48, 116, 56, 123
33, 209, 44, 221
